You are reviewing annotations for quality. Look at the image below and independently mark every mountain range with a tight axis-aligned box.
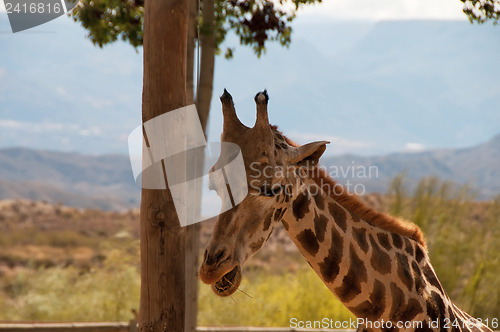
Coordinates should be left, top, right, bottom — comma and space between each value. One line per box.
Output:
322, 133, 500, 199
1, 18, 499, 156
0, 148, 138, 210
0, 133, 498, 210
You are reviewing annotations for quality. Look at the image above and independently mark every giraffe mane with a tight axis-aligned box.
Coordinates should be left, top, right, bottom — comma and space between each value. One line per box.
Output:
271, 126, 426, 248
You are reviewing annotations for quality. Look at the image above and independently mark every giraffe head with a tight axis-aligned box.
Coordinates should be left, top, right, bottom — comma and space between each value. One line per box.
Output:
199, 90, 328, 296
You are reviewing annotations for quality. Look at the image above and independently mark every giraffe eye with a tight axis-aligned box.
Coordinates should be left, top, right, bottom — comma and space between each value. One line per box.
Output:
261, 184, 282, 197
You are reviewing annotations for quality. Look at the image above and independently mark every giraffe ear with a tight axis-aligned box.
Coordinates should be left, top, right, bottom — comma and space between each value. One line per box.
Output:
290, 141, 329, 168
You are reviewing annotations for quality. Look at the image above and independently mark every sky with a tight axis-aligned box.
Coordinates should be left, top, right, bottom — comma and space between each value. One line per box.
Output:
295, 0, 466, 20
0, 0, 468, 20
1, 0, 495, 157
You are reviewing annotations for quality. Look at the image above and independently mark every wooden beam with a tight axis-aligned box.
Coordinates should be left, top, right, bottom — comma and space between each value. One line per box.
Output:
140, 0, 188, 331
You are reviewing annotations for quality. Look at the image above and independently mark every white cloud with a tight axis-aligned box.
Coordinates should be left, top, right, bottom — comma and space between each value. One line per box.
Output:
404, 142, 425, 152
84, 94, 113, 108
0, 120, 65, 132
79, 126, 101, 136
0, 120, 24, 129
296, 0, 466, 20
55, 86, 72, 98
0, 1, 6, 13
56, 87, 112, 109
0, 119, 102, 136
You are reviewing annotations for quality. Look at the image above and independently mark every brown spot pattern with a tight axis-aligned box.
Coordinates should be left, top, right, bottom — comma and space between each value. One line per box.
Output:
432, 291, 446, 315
314, 213, 328, 242
404, 238, 415, 256
415, 245, 426, 262
447, 307, 462, 332
400, 298, 423, 323
250, 237, 265, 253
273, 208, 281, 221
430, 291, 446, 331
296, 229, 319, 256
350, 279, 386, 320
353, 227, 369, 253
335, 244, 367, 302
426, 296, 439, 322
328, 202, 347, 232
369, 234, 392, 275
396, 252, 414, 291
311, 188, 325, 210
263, 214, 272, 231
423, 264, 444, 294
292, 190, 310, 220
318, 226, 343, 283
391, 233, 403, 249
389, 282, 405, 321
244, 212, 263, 238
282, 219, 289, 231
377, 233, 392, 251
415, 322, 434, 332
351, 212, 361, 222
412, 261, 425, 296
273, 208, 286, 221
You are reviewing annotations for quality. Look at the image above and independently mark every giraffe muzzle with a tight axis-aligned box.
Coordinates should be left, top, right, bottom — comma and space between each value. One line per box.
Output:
211, 265, 242, 297
199, 246, 242, 295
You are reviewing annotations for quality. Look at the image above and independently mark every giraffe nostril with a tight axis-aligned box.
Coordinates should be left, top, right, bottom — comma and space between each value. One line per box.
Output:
215, 250, 226, 263
204, 248, 230, 267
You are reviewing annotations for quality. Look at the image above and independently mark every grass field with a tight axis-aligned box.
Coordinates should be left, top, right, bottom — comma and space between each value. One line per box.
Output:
0, 177, 498, 326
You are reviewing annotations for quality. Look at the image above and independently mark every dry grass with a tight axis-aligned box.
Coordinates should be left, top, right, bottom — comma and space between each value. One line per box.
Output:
0, 177, 498, 325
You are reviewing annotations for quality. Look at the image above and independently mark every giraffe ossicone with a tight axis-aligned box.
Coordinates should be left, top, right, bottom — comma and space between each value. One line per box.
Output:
198, 90, 492, 332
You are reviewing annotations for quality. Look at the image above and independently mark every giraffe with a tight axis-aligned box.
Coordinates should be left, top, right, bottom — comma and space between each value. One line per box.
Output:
198, 90, 492, 332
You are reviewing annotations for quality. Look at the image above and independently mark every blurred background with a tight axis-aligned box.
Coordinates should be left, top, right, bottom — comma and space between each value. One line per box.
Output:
0, 0, 499, 328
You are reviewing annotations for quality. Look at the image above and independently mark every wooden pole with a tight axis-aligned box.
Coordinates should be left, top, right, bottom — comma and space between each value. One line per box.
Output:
196, 0, 215, 131
185, 0, 200, 330
139, 0, 188, 331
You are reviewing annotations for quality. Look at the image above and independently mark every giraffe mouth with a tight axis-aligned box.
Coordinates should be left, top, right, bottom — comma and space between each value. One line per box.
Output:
211, 265, 241, 297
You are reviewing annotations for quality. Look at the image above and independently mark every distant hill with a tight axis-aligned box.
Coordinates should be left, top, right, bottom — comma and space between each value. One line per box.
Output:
0, 148, 139, 210
209, 20, 500, 155
1, 19, 499, 155
0, 133, 498, 210
321, 133, 500, 198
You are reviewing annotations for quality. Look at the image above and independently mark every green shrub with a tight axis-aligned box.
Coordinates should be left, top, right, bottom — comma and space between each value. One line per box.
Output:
0, 249, 140, 321
1, 177, 499, 325
198, 268, 354, 327
388, 176, 500, 320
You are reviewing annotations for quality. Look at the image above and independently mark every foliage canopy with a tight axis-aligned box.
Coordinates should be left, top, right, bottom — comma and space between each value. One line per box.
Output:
462, 0, 500, 24
71, 0, 322, 57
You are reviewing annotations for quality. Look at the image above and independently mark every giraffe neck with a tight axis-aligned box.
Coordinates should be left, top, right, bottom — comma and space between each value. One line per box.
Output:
276, 178, 492, 331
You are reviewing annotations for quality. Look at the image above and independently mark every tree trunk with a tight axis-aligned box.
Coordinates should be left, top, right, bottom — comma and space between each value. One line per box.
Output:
197, 0, 215, 131
185, 3, 215, 325
185, 1, 200, 331
139, 0, 188, 331
184, 226, 200, 332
